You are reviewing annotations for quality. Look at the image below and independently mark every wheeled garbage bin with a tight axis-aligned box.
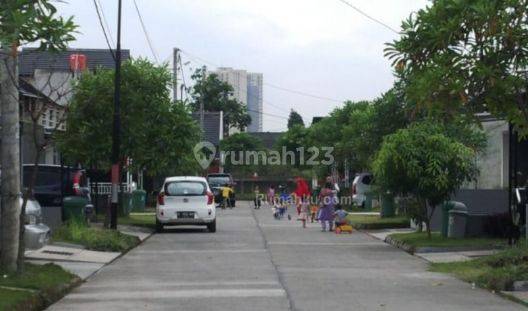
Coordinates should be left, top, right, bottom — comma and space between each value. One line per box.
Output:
448, 202, 468, 238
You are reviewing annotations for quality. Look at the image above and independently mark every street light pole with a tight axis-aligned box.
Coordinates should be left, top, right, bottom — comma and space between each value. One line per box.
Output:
110, 0, 123, 230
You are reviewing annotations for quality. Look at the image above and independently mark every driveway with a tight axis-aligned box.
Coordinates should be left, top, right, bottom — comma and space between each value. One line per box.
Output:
49, 202, 524, 310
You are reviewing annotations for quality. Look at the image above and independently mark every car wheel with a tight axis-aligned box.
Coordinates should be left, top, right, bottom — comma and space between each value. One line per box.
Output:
156, 219, 164, 233
207, 219, 216, 233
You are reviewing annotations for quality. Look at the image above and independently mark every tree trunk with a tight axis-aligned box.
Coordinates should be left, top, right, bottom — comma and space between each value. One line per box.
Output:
17, 122, 43, 272
0, 49, 21, 272
425, 199, 435, 239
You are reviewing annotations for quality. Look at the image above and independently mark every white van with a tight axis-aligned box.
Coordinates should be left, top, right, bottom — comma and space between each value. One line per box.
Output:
352, 173, 373, 208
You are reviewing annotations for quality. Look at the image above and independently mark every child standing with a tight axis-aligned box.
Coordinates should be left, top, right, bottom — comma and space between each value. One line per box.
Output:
221, 184, 233, 209
254, 186, 261, 209
299, 195, 310, 228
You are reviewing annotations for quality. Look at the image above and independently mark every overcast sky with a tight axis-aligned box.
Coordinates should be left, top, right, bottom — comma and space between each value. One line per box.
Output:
55, 0, 429, 131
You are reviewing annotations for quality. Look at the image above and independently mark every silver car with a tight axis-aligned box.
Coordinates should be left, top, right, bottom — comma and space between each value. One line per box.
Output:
22, 197, 51, 249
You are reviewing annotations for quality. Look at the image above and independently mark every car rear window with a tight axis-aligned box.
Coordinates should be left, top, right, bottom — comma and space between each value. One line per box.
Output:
362, 175, 373, 185
165, 181, 206, 196
207, 176, 231, 186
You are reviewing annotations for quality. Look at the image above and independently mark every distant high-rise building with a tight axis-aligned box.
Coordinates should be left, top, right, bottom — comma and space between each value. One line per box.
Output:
247, 73, 263, 132
210, 67, 263, 133
213, 67, 248, 105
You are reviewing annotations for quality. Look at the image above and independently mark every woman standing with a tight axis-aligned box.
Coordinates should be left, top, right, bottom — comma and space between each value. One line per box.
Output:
318, 182, 337, 232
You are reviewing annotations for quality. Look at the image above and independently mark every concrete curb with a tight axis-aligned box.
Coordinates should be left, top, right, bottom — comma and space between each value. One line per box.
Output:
383, 235, 506, 255
14, 225, 155, 311
80, 226, 155, 281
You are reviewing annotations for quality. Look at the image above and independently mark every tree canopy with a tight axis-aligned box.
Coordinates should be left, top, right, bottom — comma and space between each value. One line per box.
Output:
385, 0, 528, 136
219, 132, 264, 176
189, 67, 251, 136
0, 0, 76, 50
287, 110, 305, 129
372, 121, 480, 237
57, 59, 200, 176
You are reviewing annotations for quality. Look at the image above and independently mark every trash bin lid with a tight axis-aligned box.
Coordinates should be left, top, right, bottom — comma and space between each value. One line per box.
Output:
448, 201, 468, 214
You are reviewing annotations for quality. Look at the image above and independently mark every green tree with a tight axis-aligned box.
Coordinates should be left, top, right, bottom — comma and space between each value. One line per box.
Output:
341, 90, 409, 171
57, 59, 200, 177
0, 0, 76, 273
287, 110, 304, 129
385, 0, 528, 135
189, 67, 251, 137
220, 133, 264, 177
275, 125, 309, 168
372, 121, 480, 238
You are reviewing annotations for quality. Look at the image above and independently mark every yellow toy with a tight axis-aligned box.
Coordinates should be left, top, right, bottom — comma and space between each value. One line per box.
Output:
335, 224, 353, 234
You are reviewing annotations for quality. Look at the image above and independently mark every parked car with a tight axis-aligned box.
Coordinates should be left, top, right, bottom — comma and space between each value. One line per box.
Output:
23, 164, 91, 206
352, 173, 373, 208
0, 169, 51, 249
206, 173, 236, 207
23, 197, 51, 249
156, 176, 216, 233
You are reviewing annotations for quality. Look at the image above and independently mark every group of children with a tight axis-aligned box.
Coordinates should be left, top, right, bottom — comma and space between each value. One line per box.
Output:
256, 178, 350, 232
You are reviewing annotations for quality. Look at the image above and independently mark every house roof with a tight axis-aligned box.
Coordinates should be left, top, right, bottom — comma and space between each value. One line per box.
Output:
19, 78, 58, 106
248, 132, 284, 149
19, 48, 130, 76
192, 112, 223, 146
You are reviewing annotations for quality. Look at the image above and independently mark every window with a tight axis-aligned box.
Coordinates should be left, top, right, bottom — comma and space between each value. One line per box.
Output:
48, 109, 55, 127
165, 182, 206, 196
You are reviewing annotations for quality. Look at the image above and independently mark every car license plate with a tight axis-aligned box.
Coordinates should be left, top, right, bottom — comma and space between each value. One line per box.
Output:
177, 212, 194, 219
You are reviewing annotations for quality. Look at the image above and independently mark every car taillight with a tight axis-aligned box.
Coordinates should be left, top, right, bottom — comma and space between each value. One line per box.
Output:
157, 192, 165, 205
207, 191, 214, 205
352, 184, 356, 195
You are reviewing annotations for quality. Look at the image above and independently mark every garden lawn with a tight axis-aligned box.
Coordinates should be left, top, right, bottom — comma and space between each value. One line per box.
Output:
388, 232, 507, 249
53, 221, 140, 252
346, 214, 409, 230
118, 213, 156, 229
430, 245, 528, 292
0, 263, 78, 311
343, 205, 380, 213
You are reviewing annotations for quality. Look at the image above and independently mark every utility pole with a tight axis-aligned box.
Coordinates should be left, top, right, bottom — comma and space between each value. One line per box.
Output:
110, 0, 123, 230
173, 48, 179, 101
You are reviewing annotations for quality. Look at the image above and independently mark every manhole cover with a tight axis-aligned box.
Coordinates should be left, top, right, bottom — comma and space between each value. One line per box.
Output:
42, 250, 74, 256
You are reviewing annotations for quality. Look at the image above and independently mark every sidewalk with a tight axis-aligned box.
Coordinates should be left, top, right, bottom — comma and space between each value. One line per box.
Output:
362, 228, 528, 307
26, 224, 154, 281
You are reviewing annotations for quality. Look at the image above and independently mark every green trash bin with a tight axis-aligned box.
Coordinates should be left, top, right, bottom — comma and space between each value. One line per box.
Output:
119, 192, 133, 217
132, 190, 147, 212
441, 201, 455, 237
380, 193, 395, 218
364, 192, 374, 210
63, 196, 88, 222
448, 202, 468, 238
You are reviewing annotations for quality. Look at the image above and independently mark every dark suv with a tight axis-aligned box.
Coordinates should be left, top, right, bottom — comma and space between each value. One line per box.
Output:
207, 173, 235, 207
23, 164, 89, 207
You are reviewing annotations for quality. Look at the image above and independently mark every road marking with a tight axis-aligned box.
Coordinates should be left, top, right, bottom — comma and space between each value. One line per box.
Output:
268, 242, 383, 246
67, 288, 286, 300
132, 249, 266, 254
81, 281, 280, 289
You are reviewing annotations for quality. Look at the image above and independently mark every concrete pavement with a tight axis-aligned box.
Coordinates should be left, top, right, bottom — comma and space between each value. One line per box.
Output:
48, 202, 524, 310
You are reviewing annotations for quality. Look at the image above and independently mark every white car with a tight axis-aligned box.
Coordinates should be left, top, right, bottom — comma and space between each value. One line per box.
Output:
352, 173, 373, 208
156, 176, 216, 233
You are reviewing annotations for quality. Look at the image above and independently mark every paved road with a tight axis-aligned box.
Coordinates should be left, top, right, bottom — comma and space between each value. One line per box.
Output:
49, 202, 524, 311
